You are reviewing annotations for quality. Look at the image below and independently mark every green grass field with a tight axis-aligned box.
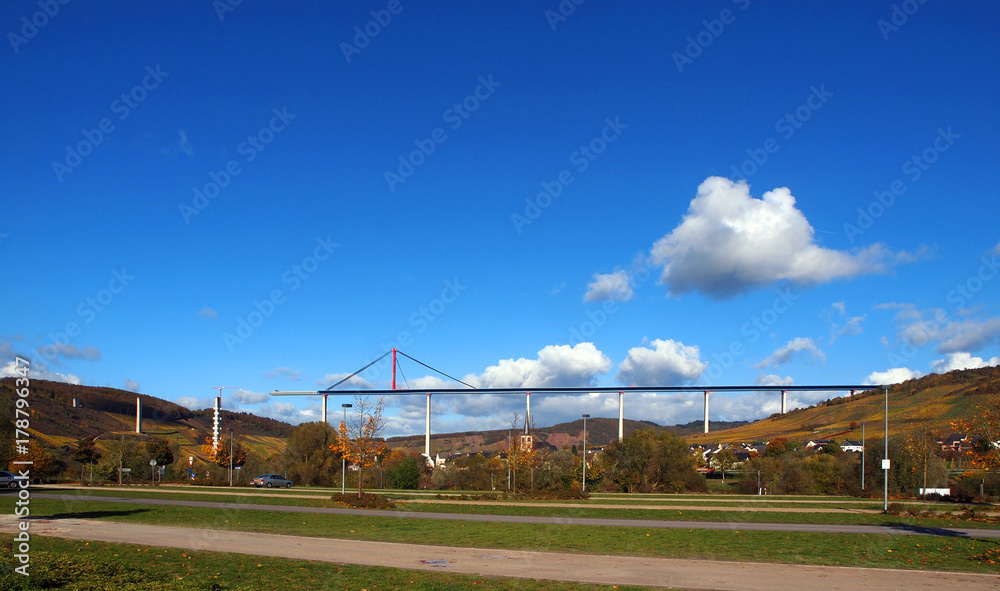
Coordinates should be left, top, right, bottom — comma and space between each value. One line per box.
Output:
3, 496, 999, 573
29, 487, 1000, 530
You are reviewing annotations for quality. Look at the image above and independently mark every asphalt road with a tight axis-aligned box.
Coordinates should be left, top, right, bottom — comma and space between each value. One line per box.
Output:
30, 492, 1000, 539
4, 517, 998, 591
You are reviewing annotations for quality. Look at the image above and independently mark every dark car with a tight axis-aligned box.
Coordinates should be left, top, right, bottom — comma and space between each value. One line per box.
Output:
250, 474, 293, 488
0, 471, 27, 488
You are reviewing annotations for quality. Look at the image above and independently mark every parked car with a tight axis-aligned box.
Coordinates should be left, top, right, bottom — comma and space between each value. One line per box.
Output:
251, 474, 293, 488
0, 471, 27, 489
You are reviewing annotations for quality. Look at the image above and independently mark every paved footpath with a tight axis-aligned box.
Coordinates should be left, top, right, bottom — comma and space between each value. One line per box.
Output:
4, 517, 998, 591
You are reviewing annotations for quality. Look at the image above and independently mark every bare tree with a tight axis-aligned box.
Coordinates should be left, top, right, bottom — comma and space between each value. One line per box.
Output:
498, 412, 537, 493
331, 396, 388, 498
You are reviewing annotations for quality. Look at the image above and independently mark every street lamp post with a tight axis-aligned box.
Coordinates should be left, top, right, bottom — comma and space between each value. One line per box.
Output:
228, 428, 233, 487
883, 388, 889, 513
341, 403, 352, 495
581, 414, 590, 492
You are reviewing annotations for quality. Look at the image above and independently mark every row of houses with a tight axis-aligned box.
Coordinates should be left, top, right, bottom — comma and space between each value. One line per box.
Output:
421, 432, 982, 470
691, 432, 981, 469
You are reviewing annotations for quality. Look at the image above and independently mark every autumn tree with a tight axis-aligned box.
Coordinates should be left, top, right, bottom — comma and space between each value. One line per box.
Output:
331, 396, 388, 498
0, 393, 16, 470
713, 447, 738, 484
764, 438, 794, 457
603, 429, 705, 493
819, 441, 842, 455
897, 430, 948, 494
383, 451, 421, 489
146, 437, 175, 467
535, 449, 577, 490
72, 437, 102, 483
201, 435, 248, 469
954, 394, 1000, 470
96, 434, 148, 484
282, 422, 340, 486
496, 413, 538, 492
9, 441, 59, 483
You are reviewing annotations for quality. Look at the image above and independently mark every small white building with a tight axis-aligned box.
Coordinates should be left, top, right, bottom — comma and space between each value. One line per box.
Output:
841, 440, 864, 453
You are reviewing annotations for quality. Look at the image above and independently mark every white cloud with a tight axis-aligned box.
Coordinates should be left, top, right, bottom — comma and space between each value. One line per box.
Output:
318, 372, 379, 389
831, 302, 846, 315
936, 318, 1000, 353
650, 177, 889, 298
409, 375, 451, 390
864, 367, 923, 385
178, 129, 193, 156
992, 241, 1000, 255
175, 396, 202, 410
385, 344, 611, 433
199, 307, 218, 320
37, 343, 101, 361
229, 388, 271, 406
753, 338, 825, 369
464, 343, 612, 389
888, 305, 1000, 354
756, 374, 793, 386
264, 367, 303, 381
0, 360, 80, 385
124, 379, 140, 392
831, 315, 866, 343
583, 270, 634, 302
251, 401, 319, 424
930, 352, 1000, 374
616, 339, 707, 385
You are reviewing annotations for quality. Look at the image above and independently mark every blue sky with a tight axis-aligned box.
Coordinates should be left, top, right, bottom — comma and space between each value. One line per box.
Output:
2, 1, 998, 437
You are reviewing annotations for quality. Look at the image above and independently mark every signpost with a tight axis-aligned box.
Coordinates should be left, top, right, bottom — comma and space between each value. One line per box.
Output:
150, 459, 157, 486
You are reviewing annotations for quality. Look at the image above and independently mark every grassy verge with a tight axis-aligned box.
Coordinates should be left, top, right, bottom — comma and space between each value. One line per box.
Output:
4, 498, 999, 573
0, 536, 653, 591
28, 489, 1000, 530
397, 501, 1000, 528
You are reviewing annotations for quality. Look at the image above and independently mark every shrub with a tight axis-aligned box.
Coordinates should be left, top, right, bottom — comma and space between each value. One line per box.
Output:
330, 492, 396, 509
517, 488, 589, 501
885, 502, 905, 515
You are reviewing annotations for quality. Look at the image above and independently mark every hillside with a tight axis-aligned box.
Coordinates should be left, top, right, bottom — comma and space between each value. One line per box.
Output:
686, 366, 1000, 445
386, 418, 749, 455
0, 378, 292, 464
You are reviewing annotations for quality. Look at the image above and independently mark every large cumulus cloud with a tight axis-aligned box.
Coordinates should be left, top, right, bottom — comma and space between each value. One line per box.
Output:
650, 177, 888, 298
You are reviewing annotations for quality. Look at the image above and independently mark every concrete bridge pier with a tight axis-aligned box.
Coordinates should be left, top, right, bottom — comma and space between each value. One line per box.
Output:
425, 393, 432, 459
618, 391, 624, 441
703, 391, 710, 433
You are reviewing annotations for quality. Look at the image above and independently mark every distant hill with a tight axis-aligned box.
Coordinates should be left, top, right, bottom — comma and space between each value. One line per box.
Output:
0, 378, 292, 463
386, 417, 749, 455
685, 366, 1000, 445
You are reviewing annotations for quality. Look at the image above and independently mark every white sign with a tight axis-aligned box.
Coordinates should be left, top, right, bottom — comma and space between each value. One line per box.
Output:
881, 459, 891, 470
120, 468, 131, 473
150, 459, 157, 466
